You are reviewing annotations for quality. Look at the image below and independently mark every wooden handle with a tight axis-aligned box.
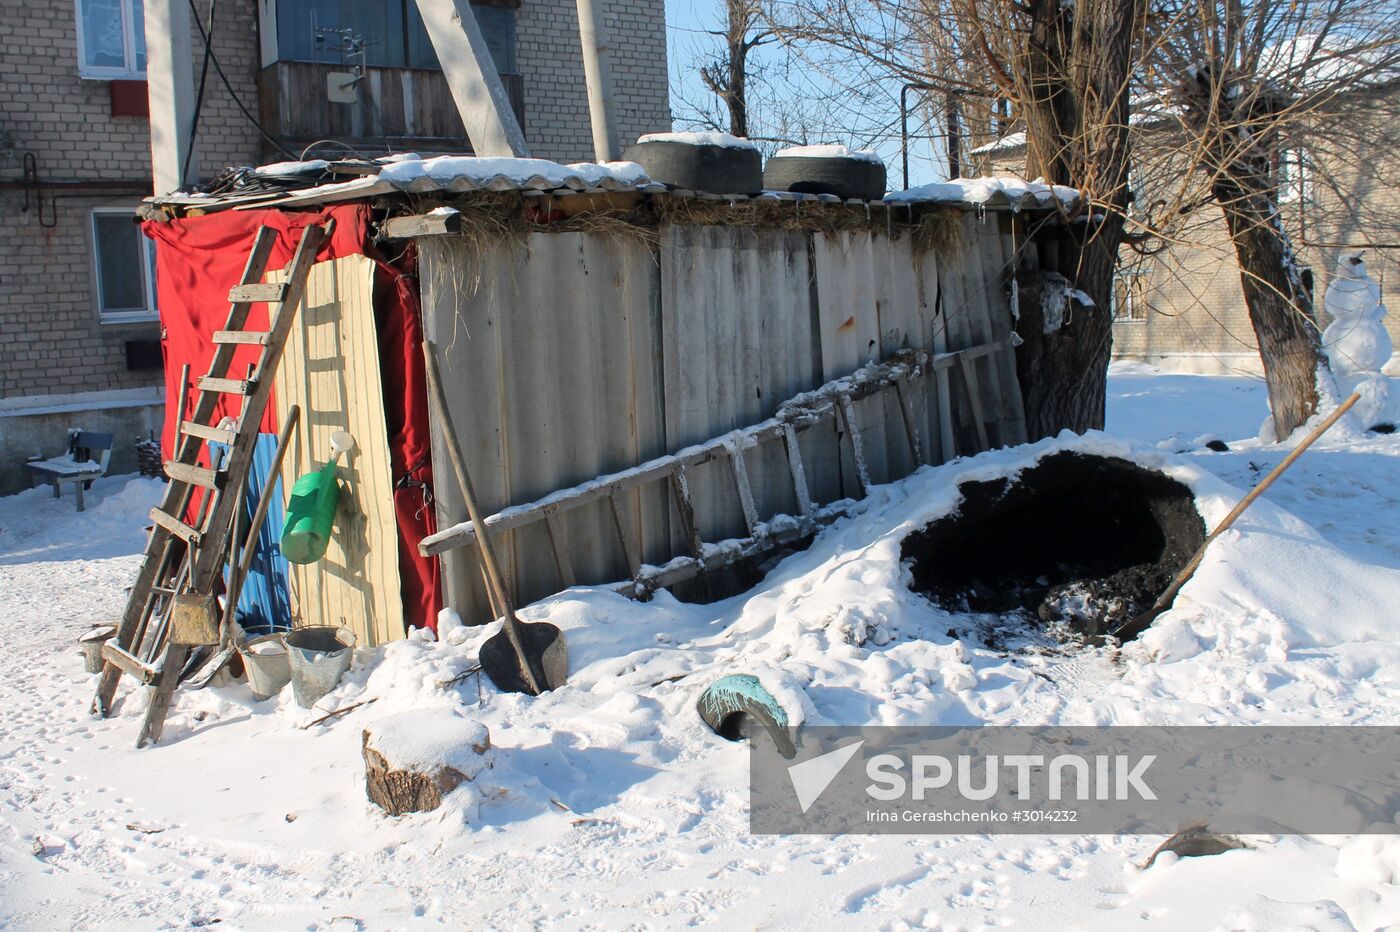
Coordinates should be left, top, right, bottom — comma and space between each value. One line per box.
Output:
1149, 391, 1361, 615
421, 341, 541, 695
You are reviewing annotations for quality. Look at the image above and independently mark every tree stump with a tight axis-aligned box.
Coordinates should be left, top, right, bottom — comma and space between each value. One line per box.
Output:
362, 709, 492, 816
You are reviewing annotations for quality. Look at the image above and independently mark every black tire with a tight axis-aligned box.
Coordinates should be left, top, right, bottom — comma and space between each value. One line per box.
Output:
622, 140, 762, 196
763, 155, 887, 200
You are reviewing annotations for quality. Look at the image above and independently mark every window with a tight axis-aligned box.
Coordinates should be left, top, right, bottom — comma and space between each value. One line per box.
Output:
75, 0, 147, 79
1111, 270, 1148, 323
276, 0, 517, 73
92, 209, 159, 324
1277, 148, 1312, 205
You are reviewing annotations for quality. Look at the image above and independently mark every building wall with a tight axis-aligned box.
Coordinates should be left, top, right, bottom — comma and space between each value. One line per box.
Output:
518, 0, 671, 162
0, 0, 261, 411
974, 90, 1400, 375
0, 0, 671, 476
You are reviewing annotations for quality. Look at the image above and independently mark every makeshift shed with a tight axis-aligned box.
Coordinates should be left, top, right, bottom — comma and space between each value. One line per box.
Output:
142, 157, 1077, 645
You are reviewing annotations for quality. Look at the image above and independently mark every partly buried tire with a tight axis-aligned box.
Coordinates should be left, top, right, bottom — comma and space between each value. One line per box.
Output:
697, 673, 796, 759
622, 140, 762, 195
763, 154, 887, 200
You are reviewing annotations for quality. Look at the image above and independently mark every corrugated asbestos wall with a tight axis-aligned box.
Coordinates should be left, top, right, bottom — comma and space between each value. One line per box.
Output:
419, 212, 1029, 624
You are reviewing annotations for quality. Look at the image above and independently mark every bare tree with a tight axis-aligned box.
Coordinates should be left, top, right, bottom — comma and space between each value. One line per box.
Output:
698, 0, 771, 138
769, 0, 1150, 437
1129, 1, 1400, 436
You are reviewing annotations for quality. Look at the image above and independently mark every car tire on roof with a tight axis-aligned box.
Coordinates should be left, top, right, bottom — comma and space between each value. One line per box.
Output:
622, 140, 763, 196
763, 154, 887, 201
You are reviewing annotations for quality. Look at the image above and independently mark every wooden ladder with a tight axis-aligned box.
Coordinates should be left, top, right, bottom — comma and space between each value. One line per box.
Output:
93, 221, 330, 747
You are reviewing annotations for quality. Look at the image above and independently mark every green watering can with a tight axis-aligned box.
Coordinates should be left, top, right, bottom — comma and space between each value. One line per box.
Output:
281, 431, 354, 565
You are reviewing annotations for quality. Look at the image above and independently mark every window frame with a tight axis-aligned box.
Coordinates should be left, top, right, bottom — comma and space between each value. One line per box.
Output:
1111, 269, 1149, 324
1276, 148, 1313, 205
91, 208, 160, 325
74, 0, 147, 80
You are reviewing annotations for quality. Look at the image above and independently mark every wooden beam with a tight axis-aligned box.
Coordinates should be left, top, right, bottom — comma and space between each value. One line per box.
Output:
382, 209, 463, 240
412, 0, 530, 157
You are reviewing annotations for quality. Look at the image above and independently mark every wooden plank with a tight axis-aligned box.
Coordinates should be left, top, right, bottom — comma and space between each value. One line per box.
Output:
212, 330, 270, 345
542, 506, 577, 588
726, 444, 761, 537
228, 282, 288, 303
100, 641, 156, 684
149, 507, 201, 544
668, 466, 705, 559
836, 393, 873, 496
179, 420, 237, 445
383, 210, 462, 240
270, 253, 405, 648
197, 376, 255, 396
608, 490, 642, 581
894, 377, 926, 466
957, 353, 991, 451
780, 423, 813, 518
162, 461, 221, 490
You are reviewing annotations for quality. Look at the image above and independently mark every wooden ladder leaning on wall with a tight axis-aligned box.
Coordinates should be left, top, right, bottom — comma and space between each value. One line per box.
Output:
92, 221, 330, 748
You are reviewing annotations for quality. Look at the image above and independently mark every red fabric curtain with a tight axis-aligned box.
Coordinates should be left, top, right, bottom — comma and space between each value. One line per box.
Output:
142, 205, 441, 632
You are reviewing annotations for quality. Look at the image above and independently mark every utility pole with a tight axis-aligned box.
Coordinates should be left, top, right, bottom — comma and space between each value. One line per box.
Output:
414, 0, 531, 158
574, 0, 620, 161
144, 0, 197, 193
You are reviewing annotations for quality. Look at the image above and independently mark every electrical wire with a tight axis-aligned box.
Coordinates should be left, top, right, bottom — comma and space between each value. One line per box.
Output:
182, 0, 216, 188
183, 0, 300, 163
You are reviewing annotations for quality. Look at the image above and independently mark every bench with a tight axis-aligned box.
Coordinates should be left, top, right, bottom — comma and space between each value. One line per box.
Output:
26, 430, 114, 512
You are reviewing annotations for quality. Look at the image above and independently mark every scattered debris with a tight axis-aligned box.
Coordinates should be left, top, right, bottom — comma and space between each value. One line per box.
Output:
1143, 826, 1252, 869
303, 698, 378, 729
126, 822, 167, 835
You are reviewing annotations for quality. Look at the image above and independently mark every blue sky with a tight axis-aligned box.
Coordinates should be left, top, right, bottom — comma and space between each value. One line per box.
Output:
660, 0, 951, 188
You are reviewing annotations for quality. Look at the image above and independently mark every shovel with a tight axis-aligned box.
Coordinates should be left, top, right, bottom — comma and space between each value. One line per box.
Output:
1113, 392, 1360, 642
422, 341, 567, 695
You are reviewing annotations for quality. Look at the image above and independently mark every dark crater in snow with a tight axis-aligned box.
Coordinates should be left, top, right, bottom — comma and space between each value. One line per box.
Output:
902, 452, 1205, 645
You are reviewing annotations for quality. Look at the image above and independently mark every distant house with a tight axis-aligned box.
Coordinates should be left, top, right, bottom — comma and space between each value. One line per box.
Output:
967, 83, 1400, 376
0, 0, 670, 493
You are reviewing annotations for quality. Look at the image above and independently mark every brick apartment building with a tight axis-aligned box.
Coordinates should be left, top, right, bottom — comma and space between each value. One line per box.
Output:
968, 83, 1400, 377
0, 0, 670, 492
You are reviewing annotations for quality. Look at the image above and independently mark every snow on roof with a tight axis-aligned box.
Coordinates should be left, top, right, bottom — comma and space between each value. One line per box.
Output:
969, 133, 1027, 156
635, 131, 760, 151
884, 176, 1079, 211
772, 144, 884, 165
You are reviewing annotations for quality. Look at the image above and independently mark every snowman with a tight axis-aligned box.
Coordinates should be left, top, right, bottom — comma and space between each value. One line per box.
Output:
1322, 251, 1395, 429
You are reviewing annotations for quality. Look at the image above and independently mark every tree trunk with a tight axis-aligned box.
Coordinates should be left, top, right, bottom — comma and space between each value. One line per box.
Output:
1012, 0, 1140, 438
1215, 185, 1325, 437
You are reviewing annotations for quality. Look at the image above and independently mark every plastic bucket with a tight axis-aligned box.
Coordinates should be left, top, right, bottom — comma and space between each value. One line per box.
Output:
281, 461, 341, 564
240, 633, 292, 700
285, 625, 356, 709
79, 625, 117, 674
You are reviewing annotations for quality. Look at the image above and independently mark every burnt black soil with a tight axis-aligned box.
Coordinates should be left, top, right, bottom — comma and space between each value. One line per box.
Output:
902, 452, 1206, 644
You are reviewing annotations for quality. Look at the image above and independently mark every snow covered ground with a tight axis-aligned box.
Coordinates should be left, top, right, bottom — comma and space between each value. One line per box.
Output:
3, 365, 1400, 930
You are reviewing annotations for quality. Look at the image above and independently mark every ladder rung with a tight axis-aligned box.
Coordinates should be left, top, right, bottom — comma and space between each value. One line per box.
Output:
149, 508, 202, 544
228, 282, 288, 303
197, 376, 255, 396
164, 461, 223, 490
180, 420, 237, 445
101, 642, 157, 684
212, 330, 271, 346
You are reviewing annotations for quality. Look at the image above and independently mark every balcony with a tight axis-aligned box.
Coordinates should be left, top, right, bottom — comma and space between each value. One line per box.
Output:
257, 61, 526, 158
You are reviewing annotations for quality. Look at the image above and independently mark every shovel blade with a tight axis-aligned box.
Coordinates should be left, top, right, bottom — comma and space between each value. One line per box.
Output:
480, 622, 568, 695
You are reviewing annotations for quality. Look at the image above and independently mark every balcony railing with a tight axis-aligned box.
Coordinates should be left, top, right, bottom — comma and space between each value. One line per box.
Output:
257, 61, 525, 157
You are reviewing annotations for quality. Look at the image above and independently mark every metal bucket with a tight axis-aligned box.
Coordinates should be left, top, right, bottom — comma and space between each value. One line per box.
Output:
285, 625, 356, 709
79, 625, 117, 674
239, 633, 292, 700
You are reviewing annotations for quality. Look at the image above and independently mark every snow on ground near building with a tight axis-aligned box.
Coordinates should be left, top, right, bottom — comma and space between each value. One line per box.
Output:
3, 365, 1400, 929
